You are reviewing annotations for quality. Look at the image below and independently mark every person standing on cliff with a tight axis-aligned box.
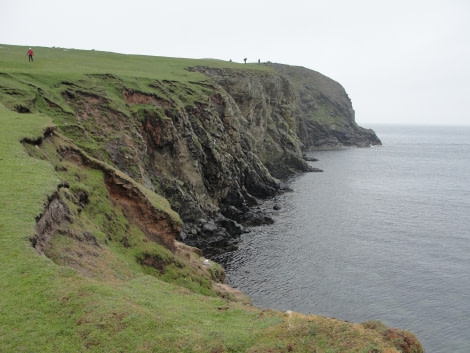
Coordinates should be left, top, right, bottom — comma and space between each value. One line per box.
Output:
27, 48, 34, 62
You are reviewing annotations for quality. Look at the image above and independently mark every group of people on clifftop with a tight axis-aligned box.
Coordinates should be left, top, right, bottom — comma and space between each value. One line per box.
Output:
230, 58, 264, 65
244, 58, 262, 64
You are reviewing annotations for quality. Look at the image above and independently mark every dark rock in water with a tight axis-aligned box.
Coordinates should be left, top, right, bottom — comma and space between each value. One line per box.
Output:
273, 204, 281, 210
218, 217, 245, 236
242, 210, 275, 227
179, 214, 248, 256
304, 156, 319, 162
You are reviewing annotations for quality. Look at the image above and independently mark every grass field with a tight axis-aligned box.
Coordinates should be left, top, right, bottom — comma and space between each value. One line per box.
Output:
0, 44, 270, 80
0, 44, 421, 352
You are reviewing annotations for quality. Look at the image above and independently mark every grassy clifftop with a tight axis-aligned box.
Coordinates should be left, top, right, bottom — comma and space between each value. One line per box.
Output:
0, 44, 420, 352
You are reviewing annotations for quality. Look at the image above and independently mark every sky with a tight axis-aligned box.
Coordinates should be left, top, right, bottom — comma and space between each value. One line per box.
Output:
1, 0, 470, 126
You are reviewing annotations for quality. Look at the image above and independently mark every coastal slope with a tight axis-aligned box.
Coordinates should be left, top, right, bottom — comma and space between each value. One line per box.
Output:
0, 45, 421, 353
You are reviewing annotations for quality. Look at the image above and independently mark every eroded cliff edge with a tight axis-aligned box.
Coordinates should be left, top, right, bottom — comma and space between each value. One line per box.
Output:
1, 62, 380, 255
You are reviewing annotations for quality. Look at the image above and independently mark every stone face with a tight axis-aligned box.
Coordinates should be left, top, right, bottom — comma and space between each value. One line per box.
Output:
190, 66, 313, 180
270, 63, 382, 149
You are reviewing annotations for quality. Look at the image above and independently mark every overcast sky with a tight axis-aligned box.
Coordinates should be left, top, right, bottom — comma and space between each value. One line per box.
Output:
2, 0, 469, 126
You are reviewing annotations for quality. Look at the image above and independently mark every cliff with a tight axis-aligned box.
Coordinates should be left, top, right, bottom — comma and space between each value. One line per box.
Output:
270, 63, 382, 149
0, 49, 380, 255
0, 45, 419, 353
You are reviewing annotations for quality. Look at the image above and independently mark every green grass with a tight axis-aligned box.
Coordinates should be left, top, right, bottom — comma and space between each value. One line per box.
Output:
0, 103, 266, 352
0, 44, 422, 352
0, 44, 270, 80
0, 105, 57, 236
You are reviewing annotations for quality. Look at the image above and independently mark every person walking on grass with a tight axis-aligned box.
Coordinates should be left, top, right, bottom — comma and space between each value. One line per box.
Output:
27, 48, 34, 62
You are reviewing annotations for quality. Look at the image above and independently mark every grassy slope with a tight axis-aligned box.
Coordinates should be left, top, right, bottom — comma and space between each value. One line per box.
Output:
0, 44, 420, 352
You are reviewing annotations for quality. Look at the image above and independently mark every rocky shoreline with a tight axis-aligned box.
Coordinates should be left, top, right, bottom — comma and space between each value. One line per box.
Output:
175, 64, 380, 256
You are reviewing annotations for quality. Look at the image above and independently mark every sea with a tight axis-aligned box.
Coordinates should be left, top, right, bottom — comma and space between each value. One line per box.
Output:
214, 125, 470, 353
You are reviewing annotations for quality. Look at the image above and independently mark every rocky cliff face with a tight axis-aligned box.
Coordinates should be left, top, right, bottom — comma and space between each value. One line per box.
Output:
270, 63, 382, 149
2, 63, 380, 256
189, 66, 313, 180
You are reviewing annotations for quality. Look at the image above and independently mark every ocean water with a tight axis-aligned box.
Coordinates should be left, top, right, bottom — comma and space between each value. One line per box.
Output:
215, 125, 470, 353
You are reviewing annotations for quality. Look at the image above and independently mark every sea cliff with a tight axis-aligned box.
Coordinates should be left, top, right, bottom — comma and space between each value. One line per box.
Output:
1, 49, 381, 254
0, 45, 421, 353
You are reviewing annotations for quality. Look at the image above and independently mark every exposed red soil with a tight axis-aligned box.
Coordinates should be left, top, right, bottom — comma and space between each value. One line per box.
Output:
104, 172, 180, 251
122, 89, 172, 109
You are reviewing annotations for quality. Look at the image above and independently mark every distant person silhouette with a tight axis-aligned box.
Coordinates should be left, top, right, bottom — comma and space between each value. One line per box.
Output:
244, 58, 247, 64
27, 48, 34, 62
